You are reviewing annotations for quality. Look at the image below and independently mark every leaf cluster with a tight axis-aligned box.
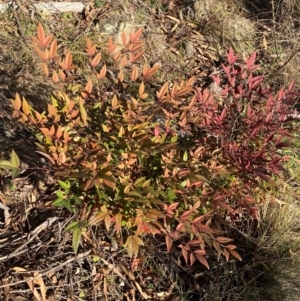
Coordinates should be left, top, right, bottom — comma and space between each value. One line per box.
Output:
10, 23, 300, 268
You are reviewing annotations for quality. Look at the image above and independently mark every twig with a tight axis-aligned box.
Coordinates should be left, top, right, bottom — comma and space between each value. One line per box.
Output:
0, 250, 91, 288
0, 217, 58, 262
12, 0, 29, 47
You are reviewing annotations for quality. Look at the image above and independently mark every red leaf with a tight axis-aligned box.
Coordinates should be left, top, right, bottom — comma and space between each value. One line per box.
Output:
215, 237, 233, 244
180, 210, 193, 221
180, 246, 189, 264
227, 47, 237, 64
190, 252, 196, 266
187, 239, 204, 247
228, 248, 242, 261
154, 124, 160, 137
211, 74, 220, 85
193, 252, 209, 269
223, 248, 230, 262
214, 201, 233, 212
167, 202, 179, 211
288, 79, 295, 92
226, 244, 237, 250
166, 235, 173, 253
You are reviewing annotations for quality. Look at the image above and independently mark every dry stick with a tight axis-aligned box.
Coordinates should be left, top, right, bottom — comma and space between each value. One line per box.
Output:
271, 47, 300, 75
0, 217, 58, 262
12, 0, 29, 48
0, 250, 91, 289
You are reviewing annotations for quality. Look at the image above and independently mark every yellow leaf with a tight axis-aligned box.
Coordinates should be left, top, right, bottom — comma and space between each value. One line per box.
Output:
139, 81, 145, 98
22, 98, 31, 115
79, 103, 88, 126
88, 211, 108, 226
102, 124, 109, 132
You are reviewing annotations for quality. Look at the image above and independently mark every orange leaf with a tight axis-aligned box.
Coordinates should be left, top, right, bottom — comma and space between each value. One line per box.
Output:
22, 98, 31, 115
56, 126, 63, 139
118, 70, 124, 82
37, 22, 45, 43
143, 65, 160, 78
36, 22, 53, 48
157, 82, 169, 99
49, 39, 58, 59
84, 78, 93, 94
128, 43, 144, 53
12, 93, 22, 111
47, 104, 57, 117
49, 125, 55, 136
60, 52, 75, 71
65, 51, 72, 68
113, 52, 121, 62
130, 28, 143, 43
185, 76, 196, 87
107, 36, 116, 54
121, 55, 127, 67
111, 94, 118, 110
86, 38, 96, 56
58, 69, 66, 81
52, 70, 59, 83
91, 52, 102, 67
42, 64, 49, 77
129, 51, 144, 63
33, 44, 47, 61
176, 86, 193, 97
131, 65, 139, 81
97, 65, 107, 80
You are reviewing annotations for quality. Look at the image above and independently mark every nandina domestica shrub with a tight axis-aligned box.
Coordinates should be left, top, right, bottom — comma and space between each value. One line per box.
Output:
11, 23, 300, 267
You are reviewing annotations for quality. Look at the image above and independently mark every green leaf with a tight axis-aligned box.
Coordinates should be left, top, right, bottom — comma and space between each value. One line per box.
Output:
96, 187, 110, 202
11, 168, 20, 180
157, 142, 178, 151
183, 150, 188, 162
142, 179, 151, 188
72, 195, 82, 206
53, 198, 73, 212
92, 255, 100, 263
72, 226, 82, 254
0, 160, 15, 170
11, 150, 20, 168
125, 190, 143, 198
58, 180, 71, 190
134, 177, 146, 188
54, 190, 65, 199
65, 221, 79, 232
